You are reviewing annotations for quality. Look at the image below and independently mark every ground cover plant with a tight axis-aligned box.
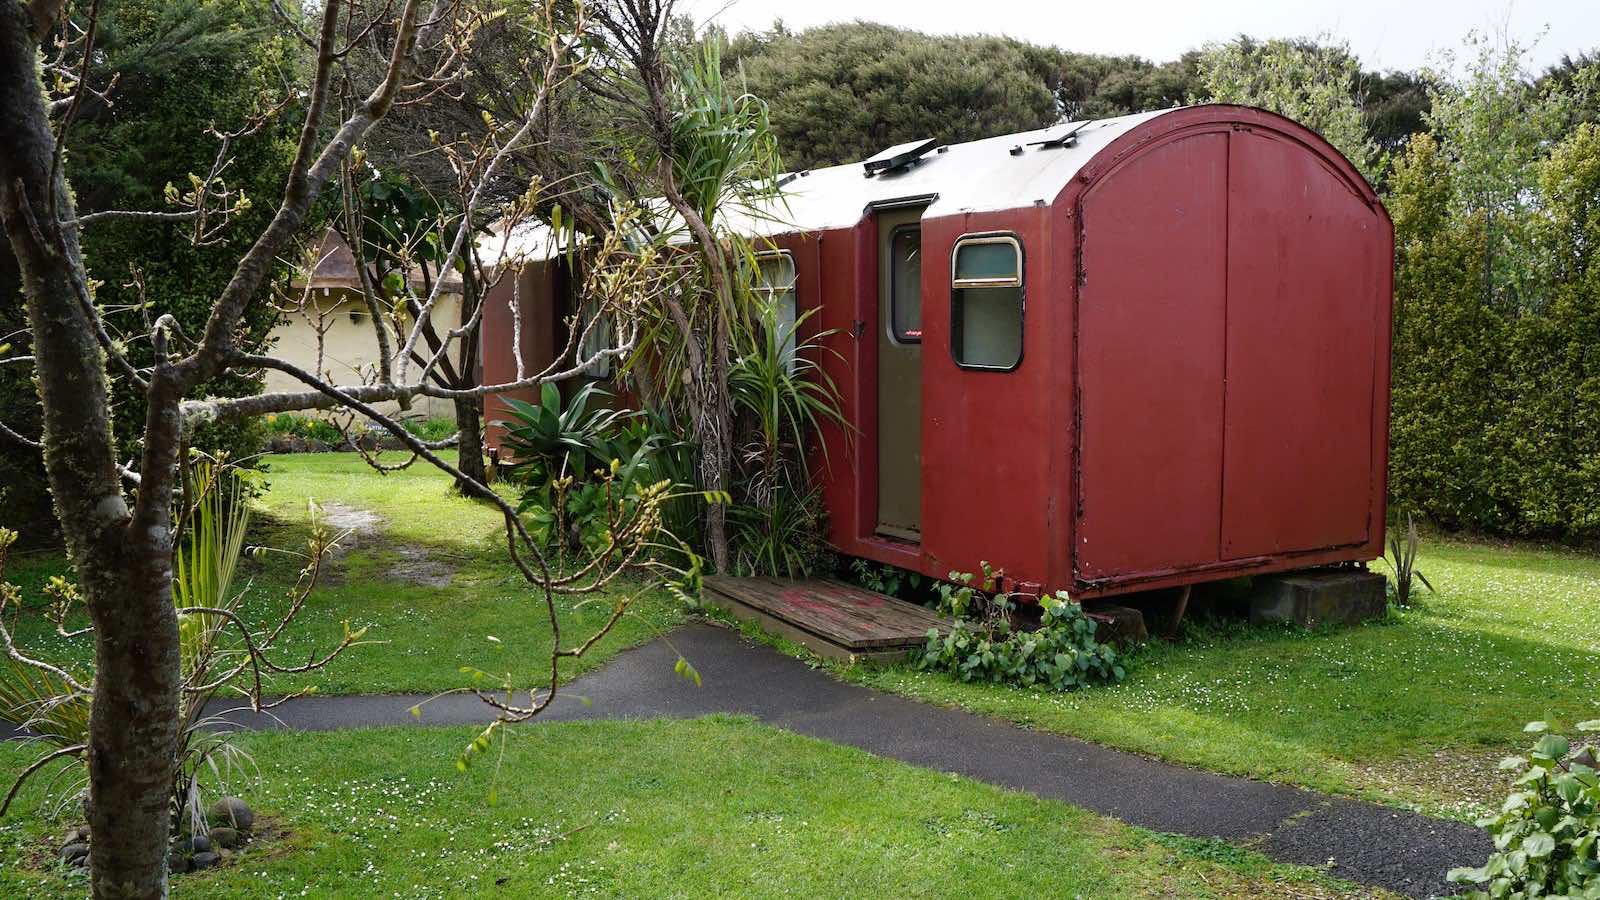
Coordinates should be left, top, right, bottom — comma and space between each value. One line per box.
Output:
0, 716, 1382, 899
1449, 719, 1600, 896
845, 536, 1600, 819
916, 566, 1125, 691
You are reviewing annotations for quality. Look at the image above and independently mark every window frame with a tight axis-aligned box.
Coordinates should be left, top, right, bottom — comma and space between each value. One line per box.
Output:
753, 249, 799, 374
888, 224, 923, 345
949, 232, 1025, 372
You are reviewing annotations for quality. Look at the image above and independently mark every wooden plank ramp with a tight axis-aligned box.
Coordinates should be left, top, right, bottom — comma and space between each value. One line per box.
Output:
702, 576, 952, 664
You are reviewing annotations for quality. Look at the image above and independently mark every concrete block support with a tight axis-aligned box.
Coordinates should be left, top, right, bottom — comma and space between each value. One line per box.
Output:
1248, 569, 1387, 628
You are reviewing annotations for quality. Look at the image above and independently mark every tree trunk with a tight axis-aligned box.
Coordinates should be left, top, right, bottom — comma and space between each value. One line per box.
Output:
703, 305, 733, 573
452, 394, 489, 496
1, 6, 183, 896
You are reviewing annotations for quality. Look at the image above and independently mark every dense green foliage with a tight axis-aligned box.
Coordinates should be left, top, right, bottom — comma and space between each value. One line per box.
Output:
725, 23, 1068, 169
0, 0, 295, 539
721, 21, 1438, 171
1197, 36, 1381, 179
501, 384, 696, 557
1449, 720, 1600, 896
1389, 42, 1600, 538
917, 569, 1125, 692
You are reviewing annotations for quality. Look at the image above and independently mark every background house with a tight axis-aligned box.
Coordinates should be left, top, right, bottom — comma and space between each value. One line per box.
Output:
268, 229, 464, 420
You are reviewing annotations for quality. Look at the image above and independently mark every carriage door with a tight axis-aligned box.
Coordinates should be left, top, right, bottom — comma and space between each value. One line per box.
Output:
876, 206, 925, 541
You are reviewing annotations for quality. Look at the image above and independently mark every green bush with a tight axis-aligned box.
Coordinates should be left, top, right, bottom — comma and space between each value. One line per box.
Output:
1387, 53, 1600, 540
501, 386, 693, 560
401, 416, 458, 443
917, 568, 1126, 692
264, 413, 344, 445
1448, 719, 1600, 897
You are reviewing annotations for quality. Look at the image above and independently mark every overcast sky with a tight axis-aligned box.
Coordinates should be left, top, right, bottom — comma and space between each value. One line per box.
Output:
684, 0, 1599, 74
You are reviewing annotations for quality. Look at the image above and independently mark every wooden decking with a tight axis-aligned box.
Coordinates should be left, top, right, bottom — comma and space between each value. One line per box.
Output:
702, 576, 952, 663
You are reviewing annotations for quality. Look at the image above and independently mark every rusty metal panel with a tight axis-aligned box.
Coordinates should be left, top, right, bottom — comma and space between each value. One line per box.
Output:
1074, 132, 1229, 582
481, 261, 556, 456
1219, 130, 1378, 558
919, 208, 1054, 591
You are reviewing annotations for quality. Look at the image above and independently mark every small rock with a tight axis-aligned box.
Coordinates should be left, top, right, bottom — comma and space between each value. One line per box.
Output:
68, 854, 88, 868
1573, 747, 1598, 769
208, 826, 241, 849
218, 848, 234, 862
207, 797, 254, 832
182, 834, 212, 855
191, 851, 220, 870
169, 851, 191, 875
59, 842, 88, 864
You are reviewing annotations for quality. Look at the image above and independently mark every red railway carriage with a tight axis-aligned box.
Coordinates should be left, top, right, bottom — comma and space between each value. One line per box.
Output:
482, 104, 1394, 601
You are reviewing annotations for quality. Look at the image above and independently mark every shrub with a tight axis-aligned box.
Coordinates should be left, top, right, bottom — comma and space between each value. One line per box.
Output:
401, 416, 458, 443
0, 454, 361, 829
1449, 719, 1600, 897
848, 559, 925, 599
263, 413, 345, 445
917, 567, 1126, 691
501, 388, 695, 564
499, 382, 633, 488
729, 484, 831, 578
1383, 512, 1435, 607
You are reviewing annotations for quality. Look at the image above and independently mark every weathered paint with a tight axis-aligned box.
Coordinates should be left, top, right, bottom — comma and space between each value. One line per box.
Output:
482, 105, 1394, 600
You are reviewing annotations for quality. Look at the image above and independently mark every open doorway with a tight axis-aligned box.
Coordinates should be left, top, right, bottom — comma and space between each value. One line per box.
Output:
875, 205, 924, 541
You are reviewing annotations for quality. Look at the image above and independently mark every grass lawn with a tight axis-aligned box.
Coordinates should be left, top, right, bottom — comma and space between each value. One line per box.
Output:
7, 450, 1595, 829
2, 452, 685, 695
841, 536, 1600, 819
0, 716, 1378, 899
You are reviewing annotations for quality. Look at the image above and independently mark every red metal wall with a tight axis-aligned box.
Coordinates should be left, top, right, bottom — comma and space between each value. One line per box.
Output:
472, 107, 1393, 600
815, 107, 1393, 599
480, 260, 557, 457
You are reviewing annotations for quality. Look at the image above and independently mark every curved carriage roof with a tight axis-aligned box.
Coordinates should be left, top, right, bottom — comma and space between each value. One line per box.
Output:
732, 108, 1171, 237
487, 104, 1367, 261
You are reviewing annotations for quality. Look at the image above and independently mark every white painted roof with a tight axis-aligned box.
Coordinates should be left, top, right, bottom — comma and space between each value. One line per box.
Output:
727, 108, 1170, 237
486, 107, 1175, 255
477, 218, 571, 268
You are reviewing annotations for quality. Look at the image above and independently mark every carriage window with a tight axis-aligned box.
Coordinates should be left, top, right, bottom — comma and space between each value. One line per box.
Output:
755, 252, 798, 374
951, 234, 1023, 371
890, 226, 921, 342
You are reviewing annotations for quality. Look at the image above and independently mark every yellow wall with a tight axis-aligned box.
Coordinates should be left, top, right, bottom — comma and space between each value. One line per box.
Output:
263, 289, 465, 420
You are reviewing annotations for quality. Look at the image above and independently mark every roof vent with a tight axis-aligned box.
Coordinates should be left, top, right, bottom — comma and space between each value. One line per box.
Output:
863, 138, 938, 177
1028, 122, 1088, 150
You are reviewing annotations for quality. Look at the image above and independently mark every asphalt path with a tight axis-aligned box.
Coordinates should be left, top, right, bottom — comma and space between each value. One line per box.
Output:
5, 623, 1488, 896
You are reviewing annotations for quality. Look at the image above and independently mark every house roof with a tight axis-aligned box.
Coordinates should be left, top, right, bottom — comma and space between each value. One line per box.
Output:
290, 229, 362, 293
292, 227, 464, 295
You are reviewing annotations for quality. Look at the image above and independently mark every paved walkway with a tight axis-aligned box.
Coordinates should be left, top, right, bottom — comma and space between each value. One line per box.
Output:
7, 624, 1488, 896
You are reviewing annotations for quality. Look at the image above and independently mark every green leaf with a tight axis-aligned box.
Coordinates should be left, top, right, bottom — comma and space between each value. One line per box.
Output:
1525, 721, 1551, 733
1576, 720, 1600, 732
674, 656, 702, 687
1523, 831, 1556, 858
1533, 734, 1569, 760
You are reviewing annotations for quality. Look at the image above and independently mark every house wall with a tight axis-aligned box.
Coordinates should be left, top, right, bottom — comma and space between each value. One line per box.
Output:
263, 289, 462, 420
